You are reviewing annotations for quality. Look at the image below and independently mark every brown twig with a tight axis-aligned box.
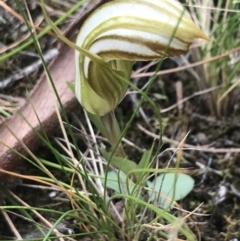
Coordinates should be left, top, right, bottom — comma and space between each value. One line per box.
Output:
0, 0, 106, 180
0, 1, 57, 37
132, 45, 240, 78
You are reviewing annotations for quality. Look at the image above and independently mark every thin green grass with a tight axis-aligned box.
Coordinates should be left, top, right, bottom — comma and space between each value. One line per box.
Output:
0, 0, 88, 62
189, 0, 240, 116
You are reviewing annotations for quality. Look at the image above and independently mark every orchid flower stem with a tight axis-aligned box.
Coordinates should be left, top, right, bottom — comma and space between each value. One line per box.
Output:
101, 112, 126, 158
87, 111, 126, 158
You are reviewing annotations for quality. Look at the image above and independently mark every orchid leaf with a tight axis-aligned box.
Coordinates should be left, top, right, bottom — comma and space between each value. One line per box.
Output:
101, 148, 137, 175
135, 149, 152, 181
147, 173, 194, 209
102, 170, 136, 194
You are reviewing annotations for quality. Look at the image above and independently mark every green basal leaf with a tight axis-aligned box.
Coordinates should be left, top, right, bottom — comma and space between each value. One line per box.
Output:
101, 148, 137, 174
147, 173, 194, 208
135, 148, 153, 181
137, 150, 152, 170
102, 170, 136, 194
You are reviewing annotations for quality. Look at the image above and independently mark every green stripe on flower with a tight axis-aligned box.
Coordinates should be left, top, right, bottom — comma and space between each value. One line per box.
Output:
75, 0, 208, 116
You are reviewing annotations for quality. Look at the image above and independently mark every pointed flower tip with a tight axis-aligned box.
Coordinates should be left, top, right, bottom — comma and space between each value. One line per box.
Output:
188, 19, 209, 41
196, 28, 210, 41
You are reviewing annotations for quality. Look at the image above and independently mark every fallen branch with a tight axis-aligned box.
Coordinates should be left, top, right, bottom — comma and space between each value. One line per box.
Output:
0, 0, 106, 180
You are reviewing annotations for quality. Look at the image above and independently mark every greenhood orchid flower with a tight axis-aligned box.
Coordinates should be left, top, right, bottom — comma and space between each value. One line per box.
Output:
75, 0, 208, 116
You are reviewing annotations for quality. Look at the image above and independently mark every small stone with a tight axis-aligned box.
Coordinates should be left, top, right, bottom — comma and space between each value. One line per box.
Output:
196, 132, 209, 145
20, 24, 28, 33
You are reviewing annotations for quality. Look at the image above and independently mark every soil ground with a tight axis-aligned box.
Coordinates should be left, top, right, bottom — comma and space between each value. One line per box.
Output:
0, 1, 240, 241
